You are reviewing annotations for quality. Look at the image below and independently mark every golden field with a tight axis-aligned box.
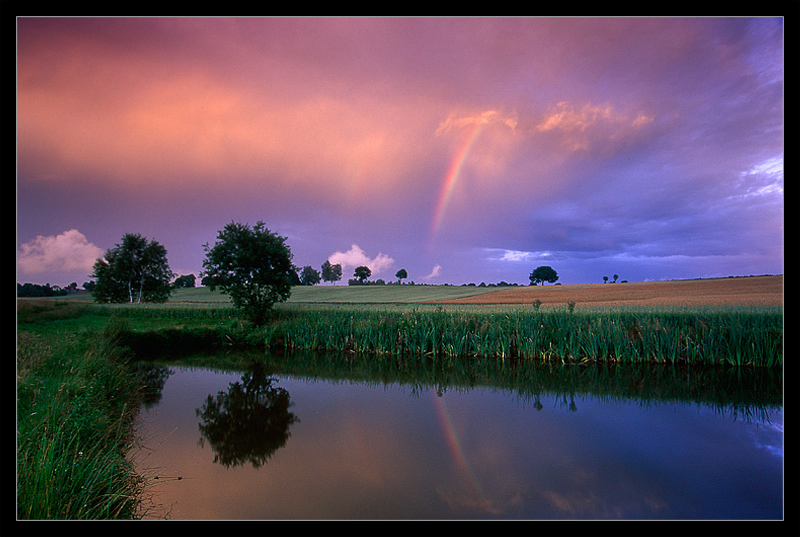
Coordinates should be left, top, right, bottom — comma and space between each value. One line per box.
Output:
433, 275, 783, 308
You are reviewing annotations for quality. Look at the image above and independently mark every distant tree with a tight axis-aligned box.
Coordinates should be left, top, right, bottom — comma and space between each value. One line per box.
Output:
299, 265, 321, 286
354, 265, 371, 283
529, 266, 559, 286
82, 281, 96, 292
201, 221, 294, 324
17, 282, 67, 297
321, 260, 342, 285
395, 268, 408, 284
172, 274, 197, 289
91, 233, 173, 304
613, 274, 619, 283
603, 275, 609, 284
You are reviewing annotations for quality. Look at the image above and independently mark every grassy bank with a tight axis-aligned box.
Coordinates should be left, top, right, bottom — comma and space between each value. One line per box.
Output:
52, 300, 782, 368
16, 294, 782, 518
16, 311, 144, 519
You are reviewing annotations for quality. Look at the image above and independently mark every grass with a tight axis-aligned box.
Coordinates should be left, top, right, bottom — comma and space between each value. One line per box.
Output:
285, 284, 503, 303
16, 324, 145, 519
267, 304, 783, 367
23, 282, 783, 367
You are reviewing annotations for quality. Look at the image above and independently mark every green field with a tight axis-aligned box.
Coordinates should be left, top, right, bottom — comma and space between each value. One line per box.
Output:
164, 284, 505, 305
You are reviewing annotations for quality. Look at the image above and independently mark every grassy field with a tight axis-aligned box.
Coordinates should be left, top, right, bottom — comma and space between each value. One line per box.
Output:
53, 275, 782, 308
138, 274, 784, 308
160, 283, 503, 305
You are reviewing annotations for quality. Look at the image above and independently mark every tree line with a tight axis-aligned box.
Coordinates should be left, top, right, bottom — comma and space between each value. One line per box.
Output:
20, 222, 566, 324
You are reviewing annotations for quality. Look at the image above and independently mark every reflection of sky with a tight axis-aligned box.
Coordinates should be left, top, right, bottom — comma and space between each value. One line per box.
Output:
134, 368, 783, 520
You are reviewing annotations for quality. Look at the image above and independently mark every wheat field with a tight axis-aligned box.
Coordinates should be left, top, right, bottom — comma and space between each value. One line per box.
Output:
432, 275, 783, 308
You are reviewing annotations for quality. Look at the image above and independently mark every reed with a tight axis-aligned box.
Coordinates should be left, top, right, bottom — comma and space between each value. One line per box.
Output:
269, 305, 782, 367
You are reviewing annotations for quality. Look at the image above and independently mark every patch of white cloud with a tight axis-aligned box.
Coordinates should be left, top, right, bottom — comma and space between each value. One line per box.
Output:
484, 248, 563, 263
739, 156, 783, 198
421, 264, 442, 281
17, 229, 103, 276
327, 244, 394, 275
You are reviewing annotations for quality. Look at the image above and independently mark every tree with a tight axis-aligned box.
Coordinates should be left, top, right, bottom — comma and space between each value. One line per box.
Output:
529, 265, 559, 286
603, 275, 609, 284
201, 221, 294, 324
613, 274, 619, 283
395, 268, 408, 284
321, 260, 342, 285
173, 274, 197, 289
91, 233, 173, 304
299, 265, 321, 286
354, 265, 371, 284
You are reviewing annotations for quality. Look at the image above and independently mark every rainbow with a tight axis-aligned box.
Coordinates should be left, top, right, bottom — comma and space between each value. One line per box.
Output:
429, 122, 485, 248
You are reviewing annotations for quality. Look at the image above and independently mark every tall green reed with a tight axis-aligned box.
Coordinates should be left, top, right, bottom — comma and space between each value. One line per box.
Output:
271, 305, 782, 367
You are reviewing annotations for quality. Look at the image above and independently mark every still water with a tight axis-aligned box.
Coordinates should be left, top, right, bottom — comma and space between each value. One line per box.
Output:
133, 356, 783, 520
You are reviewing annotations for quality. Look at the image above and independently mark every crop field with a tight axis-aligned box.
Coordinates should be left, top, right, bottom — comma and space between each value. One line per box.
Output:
432, 275, 783, 308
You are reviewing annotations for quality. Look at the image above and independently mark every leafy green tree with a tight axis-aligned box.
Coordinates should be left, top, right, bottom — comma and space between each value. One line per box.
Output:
529, 265, 559, 286
172, 274, 197, 289
354, 265, 371, 283
91, 233, 173, 303
395, 268, 408, 284
201, 221, 294, 324
299, 265, 321, 286
321, 260, 342, 285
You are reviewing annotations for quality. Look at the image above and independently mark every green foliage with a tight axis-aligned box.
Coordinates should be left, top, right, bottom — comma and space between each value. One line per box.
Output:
17, 282, 69, 297
529, 265, 559, 286
321, 260, 342, 285
299, 265, 321, 286
171, 274, 196, 289
201, 221, 294, 325
395, 268, 408, 283
92, 233, 173, 304
354, 265, 371, 283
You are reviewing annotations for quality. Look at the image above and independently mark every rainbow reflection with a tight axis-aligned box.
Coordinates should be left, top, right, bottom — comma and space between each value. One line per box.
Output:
431, 389, 490, 508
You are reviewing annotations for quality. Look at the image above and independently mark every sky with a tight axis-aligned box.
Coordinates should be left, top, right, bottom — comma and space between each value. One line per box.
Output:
16, 17, 784, 288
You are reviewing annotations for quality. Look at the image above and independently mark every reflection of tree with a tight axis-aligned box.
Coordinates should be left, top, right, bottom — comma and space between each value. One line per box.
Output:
134, 364, 172, 408
196, 363, 298, 468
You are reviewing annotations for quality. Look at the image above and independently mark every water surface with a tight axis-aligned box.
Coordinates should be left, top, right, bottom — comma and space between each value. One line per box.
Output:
134, 358, 783, 520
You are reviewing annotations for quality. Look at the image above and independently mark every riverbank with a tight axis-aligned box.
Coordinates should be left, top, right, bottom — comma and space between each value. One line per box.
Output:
16, 285, 783, 519
16, 322, 144, 519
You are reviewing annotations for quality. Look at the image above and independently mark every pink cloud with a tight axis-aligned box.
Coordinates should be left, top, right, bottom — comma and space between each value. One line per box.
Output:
17, 229, 103, 276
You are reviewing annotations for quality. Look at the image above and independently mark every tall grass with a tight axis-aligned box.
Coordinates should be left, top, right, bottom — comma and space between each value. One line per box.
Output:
16, 326, 145, 519
270, 305, 782, 367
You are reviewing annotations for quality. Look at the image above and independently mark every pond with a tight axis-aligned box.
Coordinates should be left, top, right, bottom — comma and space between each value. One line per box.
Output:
132, 352, 783, 520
